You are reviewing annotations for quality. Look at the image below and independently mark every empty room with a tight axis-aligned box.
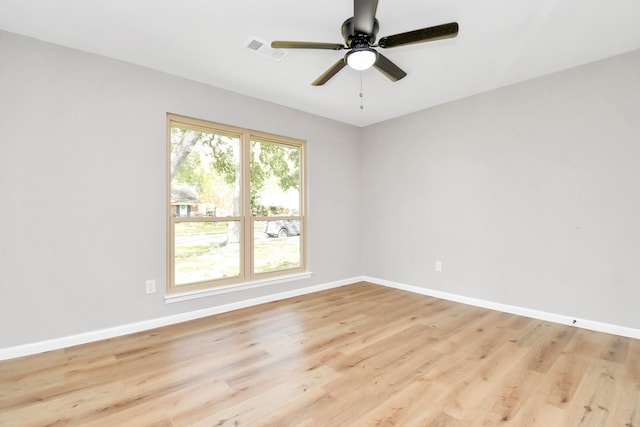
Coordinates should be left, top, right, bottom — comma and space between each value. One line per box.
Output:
1, 0, 639, 425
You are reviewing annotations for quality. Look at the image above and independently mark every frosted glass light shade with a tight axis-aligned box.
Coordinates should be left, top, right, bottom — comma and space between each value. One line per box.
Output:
346, 48, 377, 70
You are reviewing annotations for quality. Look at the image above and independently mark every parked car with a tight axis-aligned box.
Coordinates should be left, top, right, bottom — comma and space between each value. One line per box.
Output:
264, 220, 300, 238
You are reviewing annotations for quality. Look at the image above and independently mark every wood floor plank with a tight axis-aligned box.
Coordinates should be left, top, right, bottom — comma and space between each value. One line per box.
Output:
566, 359, 623, 426
0, 281, 638, 426
542, 352, 591, 409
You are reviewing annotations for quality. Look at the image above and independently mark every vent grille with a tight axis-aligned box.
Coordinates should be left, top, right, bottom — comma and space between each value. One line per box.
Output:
243, 37, 288, 61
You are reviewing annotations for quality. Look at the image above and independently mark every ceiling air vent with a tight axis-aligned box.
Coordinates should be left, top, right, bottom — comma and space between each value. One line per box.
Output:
243, 37, 288, 61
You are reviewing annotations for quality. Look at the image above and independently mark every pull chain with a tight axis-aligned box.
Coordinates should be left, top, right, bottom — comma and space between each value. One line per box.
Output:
359, 72, 365, 110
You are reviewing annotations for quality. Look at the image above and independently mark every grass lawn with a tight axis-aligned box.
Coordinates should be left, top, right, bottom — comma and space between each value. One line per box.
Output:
174, 223, 301, 285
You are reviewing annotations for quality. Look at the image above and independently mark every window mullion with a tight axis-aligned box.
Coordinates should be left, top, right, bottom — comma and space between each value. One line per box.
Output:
242, 132, 253, 279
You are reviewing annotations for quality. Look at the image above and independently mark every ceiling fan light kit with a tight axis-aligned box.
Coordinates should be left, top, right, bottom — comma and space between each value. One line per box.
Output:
346, 48, 377, 70
271, 0, 458, 85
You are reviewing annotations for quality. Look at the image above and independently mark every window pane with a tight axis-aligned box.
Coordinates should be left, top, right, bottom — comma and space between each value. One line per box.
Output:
250, 140, 301, 216
170, 126, 241, 218
174, 221, 240, 285
253, 220, 301, 274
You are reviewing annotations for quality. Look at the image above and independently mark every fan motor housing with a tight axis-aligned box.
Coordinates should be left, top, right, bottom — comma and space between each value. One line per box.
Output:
341, 17, 379, 47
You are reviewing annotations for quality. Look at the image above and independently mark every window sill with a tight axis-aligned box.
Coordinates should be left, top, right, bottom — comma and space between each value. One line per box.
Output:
164, 271, 313, 304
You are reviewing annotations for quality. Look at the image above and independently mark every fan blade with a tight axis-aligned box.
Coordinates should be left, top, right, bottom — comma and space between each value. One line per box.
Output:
378, 22, 459, 49
312, 58, 347, 86
373, 53, 407, 82
271, 41, 345, 50
353, 0, 378, 34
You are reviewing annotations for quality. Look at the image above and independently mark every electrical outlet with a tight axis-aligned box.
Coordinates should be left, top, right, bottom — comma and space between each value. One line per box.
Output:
145, 279, 156, 294
435, 261, 442, 272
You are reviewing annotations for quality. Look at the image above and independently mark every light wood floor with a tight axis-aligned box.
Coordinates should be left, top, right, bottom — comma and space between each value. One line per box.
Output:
1, 282, 638, 426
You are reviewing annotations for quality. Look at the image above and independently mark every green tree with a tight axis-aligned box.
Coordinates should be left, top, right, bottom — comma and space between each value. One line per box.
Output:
171, 128, 300, 214
250, 140, 300, 215
170, 127, 301, 240
172, 128, 240, 216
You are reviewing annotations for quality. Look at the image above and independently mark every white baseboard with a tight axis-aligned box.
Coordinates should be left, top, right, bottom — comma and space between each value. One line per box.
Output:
0, 277, 357, 361
3, 275, 638, 361
363, 276, 640, 340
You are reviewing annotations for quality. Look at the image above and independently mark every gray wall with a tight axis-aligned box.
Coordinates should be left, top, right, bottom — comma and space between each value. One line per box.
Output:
361, 49, 640, 329
0, 31, 362, 348
2, 29, 639, 350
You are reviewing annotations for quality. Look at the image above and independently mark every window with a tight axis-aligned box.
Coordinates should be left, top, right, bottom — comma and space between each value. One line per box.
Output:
167, 114, 306, 294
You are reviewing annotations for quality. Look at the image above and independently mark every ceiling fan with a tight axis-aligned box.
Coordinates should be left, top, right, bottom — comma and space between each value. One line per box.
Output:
271, 0, 459, 86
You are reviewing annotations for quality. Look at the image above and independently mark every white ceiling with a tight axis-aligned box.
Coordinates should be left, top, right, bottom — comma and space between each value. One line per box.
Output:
2, 0, 640, 127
